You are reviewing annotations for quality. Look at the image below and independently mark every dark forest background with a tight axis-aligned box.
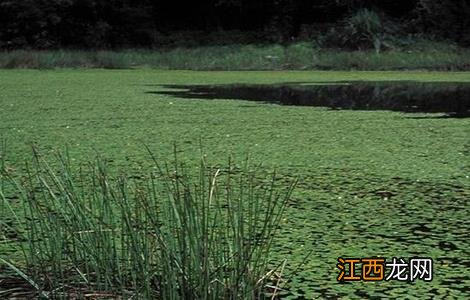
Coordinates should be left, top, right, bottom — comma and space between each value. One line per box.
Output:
1, 0, 469, 49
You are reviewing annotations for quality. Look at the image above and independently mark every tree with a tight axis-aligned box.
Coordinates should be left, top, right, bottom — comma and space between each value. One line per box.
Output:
414, 0, 470, 45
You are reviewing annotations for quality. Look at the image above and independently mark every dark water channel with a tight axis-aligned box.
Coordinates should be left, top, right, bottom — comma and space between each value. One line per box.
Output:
151, 81, 470, 117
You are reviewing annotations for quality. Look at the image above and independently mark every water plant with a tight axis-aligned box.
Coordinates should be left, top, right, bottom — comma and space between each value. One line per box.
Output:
0, 146, 296, 299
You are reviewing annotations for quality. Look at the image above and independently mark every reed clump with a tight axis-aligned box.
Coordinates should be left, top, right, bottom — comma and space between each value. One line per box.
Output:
0, 147, 296, 299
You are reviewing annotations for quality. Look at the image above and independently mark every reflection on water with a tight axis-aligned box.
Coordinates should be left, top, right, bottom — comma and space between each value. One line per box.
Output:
151, 81, 470, 117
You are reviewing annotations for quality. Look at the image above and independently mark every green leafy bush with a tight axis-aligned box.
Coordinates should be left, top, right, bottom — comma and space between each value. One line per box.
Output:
345, 9, 384, 52
320, 9, 391, 53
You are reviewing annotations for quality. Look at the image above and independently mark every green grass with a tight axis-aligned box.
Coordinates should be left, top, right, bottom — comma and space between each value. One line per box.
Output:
0, 70, 469, 298
1, 146, 294, 298
1, 42, 470, 70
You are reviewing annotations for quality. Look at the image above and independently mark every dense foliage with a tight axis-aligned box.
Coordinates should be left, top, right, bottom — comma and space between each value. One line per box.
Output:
0, 0, 469, 49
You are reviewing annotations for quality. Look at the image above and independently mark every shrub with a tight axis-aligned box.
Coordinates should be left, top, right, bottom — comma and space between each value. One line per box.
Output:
320, 9, 392, 53
345, 9, 384, 52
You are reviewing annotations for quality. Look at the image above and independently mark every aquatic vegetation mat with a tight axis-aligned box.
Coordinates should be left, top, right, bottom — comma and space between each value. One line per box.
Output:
1, 70, 469, 298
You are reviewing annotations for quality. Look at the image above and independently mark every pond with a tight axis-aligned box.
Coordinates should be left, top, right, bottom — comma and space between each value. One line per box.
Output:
148, 81, 470, 297
151, 81, 470, 118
